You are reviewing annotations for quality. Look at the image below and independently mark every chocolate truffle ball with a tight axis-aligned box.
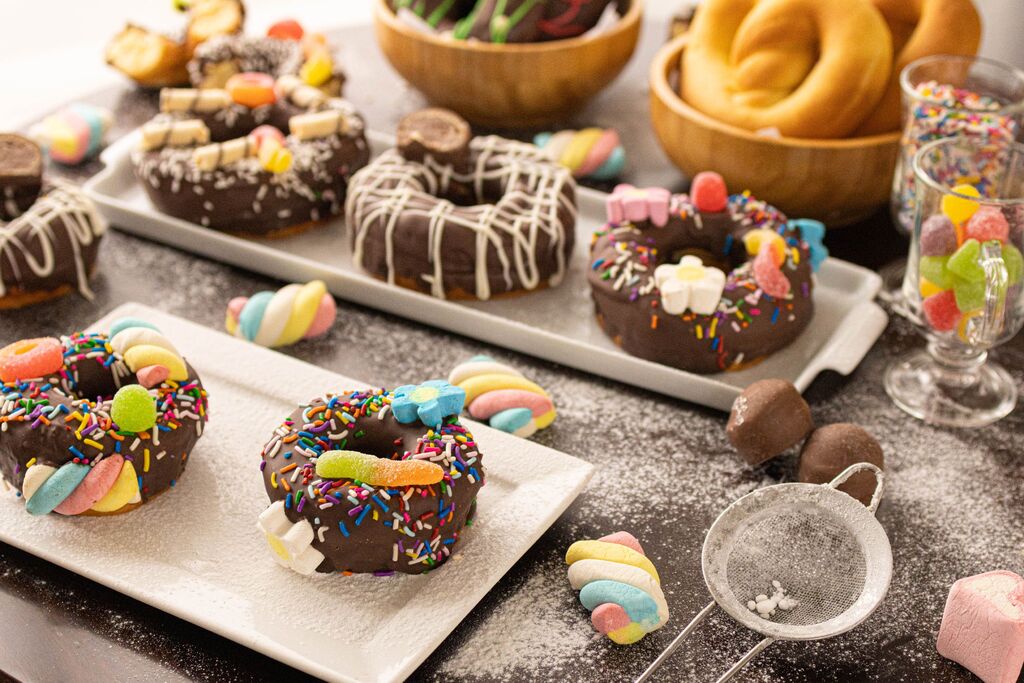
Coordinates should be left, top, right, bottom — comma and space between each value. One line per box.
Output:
727, 379, 813, 466
798, 423, 884, 506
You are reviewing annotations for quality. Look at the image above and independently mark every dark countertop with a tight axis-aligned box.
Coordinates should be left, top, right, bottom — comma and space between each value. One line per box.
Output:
2, 18, 1023, 683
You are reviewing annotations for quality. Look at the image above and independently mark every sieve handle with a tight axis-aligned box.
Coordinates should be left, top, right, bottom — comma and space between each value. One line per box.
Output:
635, 601, 716, 683
827, 462, 885, 514
717, 637, 776, 683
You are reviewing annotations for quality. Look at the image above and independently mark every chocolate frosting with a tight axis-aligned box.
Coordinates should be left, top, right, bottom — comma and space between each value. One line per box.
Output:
588, 193, 814, 374
0, 331, 209, 513
188, 35, 344, 95
346, 135, 577, 299
133, 99, 370, 235
260, 389, 485, 574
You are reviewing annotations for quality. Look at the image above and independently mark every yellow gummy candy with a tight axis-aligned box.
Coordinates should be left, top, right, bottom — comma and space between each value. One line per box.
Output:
124, 345, 188, 381
90, 460, 140, 513
275, 280, 328, 347
608, 622, 647, 645
743, 229, 786, 266
560, 128, 603, 172
919, 277, 943, 299
941, 184, 981, 225
458, 374, 548, 404
565, 540, 660, 582
300, 50, 333, 87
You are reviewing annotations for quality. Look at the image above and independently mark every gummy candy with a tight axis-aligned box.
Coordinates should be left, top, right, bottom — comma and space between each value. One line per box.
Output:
111, 385, 157, 433
1003, 244, 1023, 284
226, 72, 277, 108
922, 289, 961, 332
946, 239, 984, 282
267, 19, 304, 41
743, 229, 786, 266
752, 243, 790, 297
0, 337, 63, 383
919, 278, 943, 299
300, 48, 333, 87
690, 171, 728, 212
919, 255, 954, 290
953, 277, 985, 312
315, 450, 443, 486
941, 184, 981, 225
920, 215, 958, 256
965, 207, 1009, 244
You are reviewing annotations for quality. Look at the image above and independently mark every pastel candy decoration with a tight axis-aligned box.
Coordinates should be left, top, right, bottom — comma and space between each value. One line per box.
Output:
226, 72, 277, 108
743, 228, 787, 267
90, 460, 141, 513
653, 255, 726, 316
29, 103, 112, 165
315, 450, 444, 486
53, 455, 124, 516
137, 364, 170, 388
449, 356, 556, 438
225, 280, 336, 348
753, 242, 791, 298
391, 380, 466, 429
534, 128, 625, 181
566, 532, 669, 645
25, 461, 90, 516
790, 218, 829, 272
300, 47, 334, 88
607, 184, 672, 228
21, 464, 56, 502
108, 317, 188, 381
257, 500, 325, 575
0, 337, 64, 382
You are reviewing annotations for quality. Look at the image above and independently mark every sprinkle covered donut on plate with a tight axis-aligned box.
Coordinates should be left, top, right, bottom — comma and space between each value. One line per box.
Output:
133, 74, 369, 236
588, 173, 826, 374
257, 382, 485, 575
0, 317, 209, 516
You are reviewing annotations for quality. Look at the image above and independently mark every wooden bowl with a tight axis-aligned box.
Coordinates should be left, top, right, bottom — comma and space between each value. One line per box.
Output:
373, 0, 643, 128
649, 34, 901, 225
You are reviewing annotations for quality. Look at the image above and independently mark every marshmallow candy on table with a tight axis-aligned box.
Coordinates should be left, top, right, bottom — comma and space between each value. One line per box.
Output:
937, 571, 1024, 683
29, 104, 112, 166
448, 355, 556, 437
225, 280, 336, 348
565, 531, 669, 645
533, 128, 625, 182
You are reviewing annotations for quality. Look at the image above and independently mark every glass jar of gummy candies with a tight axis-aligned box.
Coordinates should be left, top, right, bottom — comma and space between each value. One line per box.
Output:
891, 55, 1024, 235
886, 137, 1024, 427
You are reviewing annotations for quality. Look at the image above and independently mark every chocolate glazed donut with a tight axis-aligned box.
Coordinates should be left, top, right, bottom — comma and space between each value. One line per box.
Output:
0, 319, 209, 516
258, 386, 485, 575
588, 179, 815, 374
345, 109, 577, 300
188, 35, 345, 96
132, 79, 370, 236
0, 134, 106, 309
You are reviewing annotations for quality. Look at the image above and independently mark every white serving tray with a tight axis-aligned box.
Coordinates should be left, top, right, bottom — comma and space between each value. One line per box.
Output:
84, 133, 888, 411
0, 303, 594, 683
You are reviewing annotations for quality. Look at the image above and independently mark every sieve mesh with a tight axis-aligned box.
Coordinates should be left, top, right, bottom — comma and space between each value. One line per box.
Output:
724, 504, 867, 627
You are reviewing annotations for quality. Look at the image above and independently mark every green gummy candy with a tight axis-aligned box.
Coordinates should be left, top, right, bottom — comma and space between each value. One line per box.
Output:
953, 277, 985, 312
111, 385, 157, 432
919, 255, 954, 289
1003, 244, 1023, 284
947, 239, 984, 282
315, 450, 375, 481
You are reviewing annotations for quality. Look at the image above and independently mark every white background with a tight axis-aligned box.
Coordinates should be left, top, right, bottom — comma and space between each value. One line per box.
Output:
0, 0, 1020, 128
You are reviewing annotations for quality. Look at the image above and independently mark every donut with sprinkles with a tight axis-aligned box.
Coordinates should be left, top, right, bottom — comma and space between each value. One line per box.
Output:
257, 382, 485, 575
345, 108, 577, 300
588, 172, 822, 374
132, 74, 369, 237
0, 318, 209, 516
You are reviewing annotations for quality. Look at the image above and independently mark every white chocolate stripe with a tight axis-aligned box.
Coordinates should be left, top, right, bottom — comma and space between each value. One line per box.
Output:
568, 558, 669, 624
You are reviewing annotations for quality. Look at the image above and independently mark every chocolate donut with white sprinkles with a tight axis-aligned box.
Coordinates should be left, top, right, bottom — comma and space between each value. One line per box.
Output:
257, 383, 485, 576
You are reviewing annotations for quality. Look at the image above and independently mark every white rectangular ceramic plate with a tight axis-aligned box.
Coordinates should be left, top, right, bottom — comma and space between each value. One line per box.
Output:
83, 132, 888, 411
0, 303, 595, 683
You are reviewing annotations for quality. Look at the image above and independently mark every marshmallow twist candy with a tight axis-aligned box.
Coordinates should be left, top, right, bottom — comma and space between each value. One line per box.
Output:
534, 128, 625, 182
225, 280, 336, 347
448, 356, 556, 437
566, 531, 669, 644
30, 104, 112, 165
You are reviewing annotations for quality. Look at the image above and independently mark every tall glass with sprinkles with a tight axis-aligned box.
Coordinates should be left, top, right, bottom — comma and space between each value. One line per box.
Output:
891, 55, 1024, 234
885, 137, 1024, 427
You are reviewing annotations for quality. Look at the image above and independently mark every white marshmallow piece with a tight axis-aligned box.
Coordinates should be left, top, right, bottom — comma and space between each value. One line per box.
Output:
257, 500, 326, 576
654, 255, 725, 316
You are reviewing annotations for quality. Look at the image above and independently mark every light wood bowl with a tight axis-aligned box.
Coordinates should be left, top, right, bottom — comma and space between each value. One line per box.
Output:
649, 34, 901, 225
373, 0, 643, 128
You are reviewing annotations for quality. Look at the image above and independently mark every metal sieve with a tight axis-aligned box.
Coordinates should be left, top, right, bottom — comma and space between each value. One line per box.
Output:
636, 463, 892, 682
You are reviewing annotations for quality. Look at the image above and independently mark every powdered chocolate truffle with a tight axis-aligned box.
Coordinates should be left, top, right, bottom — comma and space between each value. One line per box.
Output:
798, 423, 884, 505
727, 379, 813, 466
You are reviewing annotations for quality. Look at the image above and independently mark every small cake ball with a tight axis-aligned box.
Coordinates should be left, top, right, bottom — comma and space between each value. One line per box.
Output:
797, 424, 884, 505
727, 379, 813, 466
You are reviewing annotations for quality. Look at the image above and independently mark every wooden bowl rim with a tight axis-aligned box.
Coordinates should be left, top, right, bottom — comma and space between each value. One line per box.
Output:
650, 34, 901, 150
374, 0, 643, 54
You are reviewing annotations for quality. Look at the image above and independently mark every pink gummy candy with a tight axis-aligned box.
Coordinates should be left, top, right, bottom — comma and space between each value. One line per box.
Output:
922, 289, 960, 332
753, 244, 791, 298
136, 364, 170, 388
965, 207, 1010, 244
53, 454, 125, 515
592, 603, 632, 634
599, 531, 645, 555
921, 215, 959, 257
936, 570, 1024, 683
690, 171, 728, 212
